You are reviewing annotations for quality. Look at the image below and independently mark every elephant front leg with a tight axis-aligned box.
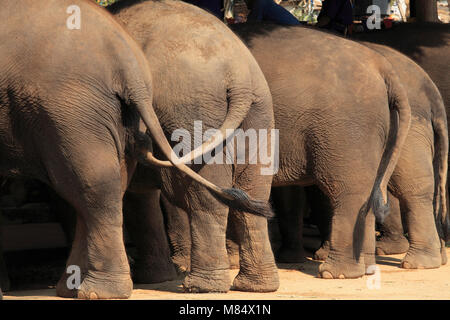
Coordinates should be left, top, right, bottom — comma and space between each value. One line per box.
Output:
272, 186, 307, 263
182, 207, 231, 293
123, 189, 177, 284
318, 194, 368, 279
376, 193, 409, 255
304, 186, 333, 261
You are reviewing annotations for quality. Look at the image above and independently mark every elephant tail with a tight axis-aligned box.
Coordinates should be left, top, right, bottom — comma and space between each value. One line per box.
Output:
354, 66, 411, 260
166, 79, 257, 166
431, 91, 449, 242
123, 60, 274, 218
370, 67, 412, 224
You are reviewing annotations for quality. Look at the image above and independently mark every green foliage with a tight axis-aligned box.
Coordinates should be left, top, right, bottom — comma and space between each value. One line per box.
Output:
95, 0, 118, 6
290, 1, 319, 24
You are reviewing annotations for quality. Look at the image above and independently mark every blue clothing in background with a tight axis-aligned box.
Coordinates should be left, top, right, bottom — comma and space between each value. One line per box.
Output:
318, 0, 353, 27
247, 0, 301, 25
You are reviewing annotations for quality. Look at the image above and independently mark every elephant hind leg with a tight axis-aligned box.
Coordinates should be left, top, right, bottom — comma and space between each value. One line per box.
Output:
46, 147, 133, 299
123, 189, 177, 284
182, 207, 231, 293
230, 206, 279, 292
375, 193, 409, 255
391, 146, 442, 269
161, 195, 191, 274
398, 186, 442, 269
317, 192, 369, 279
229, 182, 279, 292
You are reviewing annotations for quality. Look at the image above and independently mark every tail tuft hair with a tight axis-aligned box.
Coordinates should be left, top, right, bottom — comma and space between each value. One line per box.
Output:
216, 188, 275, 218
371, 188, 390, 224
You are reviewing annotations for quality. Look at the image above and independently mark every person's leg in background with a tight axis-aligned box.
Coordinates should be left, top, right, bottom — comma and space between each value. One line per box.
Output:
247, 0, 301, 25
316, 0, 353, 33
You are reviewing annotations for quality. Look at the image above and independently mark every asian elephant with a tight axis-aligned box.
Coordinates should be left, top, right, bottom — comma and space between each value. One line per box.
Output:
315, 42, 448, 266
0, 0, 271, 299
352, 22, 449, 117
272, 41, 449, 269
108, 0, 279, 293
351, 22, 450, 252
138, 23, 413, 280
225, 23, 413, 279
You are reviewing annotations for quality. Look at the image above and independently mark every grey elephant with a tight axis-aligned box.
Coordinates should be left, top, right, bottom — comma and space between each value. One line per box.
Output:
281, 41, 448, 270
223, 23, 413, 279
351, 23, 450, 253
138, 22, 412, 280
0, 0, 271, 299
352, 23, 449, 118
108, 0, 278, 293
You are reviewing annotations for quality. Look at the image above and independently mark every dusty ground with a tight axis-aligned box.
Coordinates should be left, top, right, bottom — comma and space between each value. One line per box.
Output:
3, 248, 450, 300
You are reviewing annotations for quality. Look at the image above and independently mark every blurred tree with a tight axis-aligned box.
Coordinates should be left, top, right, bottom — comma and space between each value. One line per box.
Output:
410, 0, 439, 21
95, 0, 118, 6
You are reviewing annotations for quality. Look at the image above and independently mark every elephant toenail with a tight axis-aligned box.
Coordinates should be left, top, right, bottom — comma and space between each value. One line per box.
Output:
320, 271, 333, 279
402, 261, 411, 269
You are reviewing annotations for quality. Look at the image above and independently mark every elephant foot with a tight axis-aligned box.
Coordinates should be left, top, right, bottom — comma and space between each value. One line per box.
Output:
56, 270, 133, 299
232, 268, 279, 292
313, 241, 330, 261
171, 253, 191, 274
132, 259, 178, 284
276, 246, 306, 263
375, 234, 409, 255
318, 256, 366, 279
182, 269, 230, 293
401, 246, 442, 269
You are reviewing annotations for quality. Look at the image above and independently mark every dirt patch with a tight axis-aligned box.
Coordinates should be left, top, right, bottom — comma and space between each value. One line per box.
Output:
3, 248, 449, 300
